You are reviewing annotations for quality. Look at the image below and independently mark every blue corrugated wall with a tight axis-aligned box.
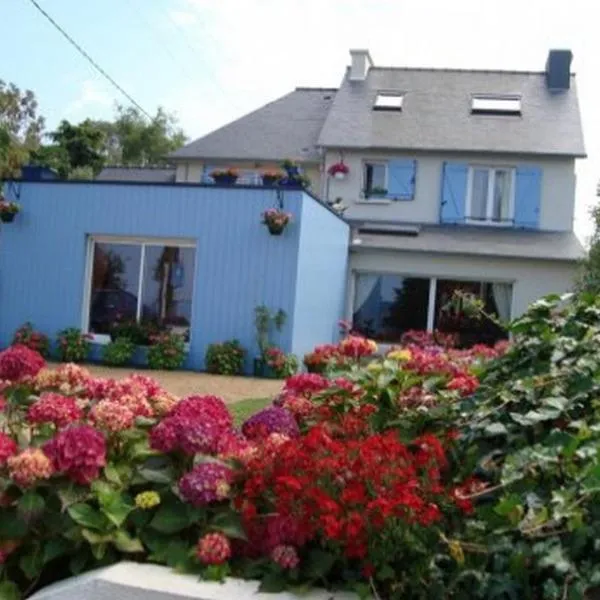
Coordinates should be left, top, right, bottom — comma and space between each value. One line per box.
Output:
0, 182, 346, 371
291, 196, 349, 360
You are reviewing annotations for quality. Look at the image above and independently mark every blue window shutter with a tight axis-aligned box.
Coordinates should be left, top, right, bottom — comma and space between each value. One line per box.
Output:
440, 162, 468, 224
387, 159, 416, 200
514, 167, 542, 229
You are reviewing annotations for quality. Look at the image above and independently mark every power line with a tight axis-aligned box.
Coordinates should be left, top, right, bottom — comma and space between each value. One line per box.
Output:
25, 0, 153, 120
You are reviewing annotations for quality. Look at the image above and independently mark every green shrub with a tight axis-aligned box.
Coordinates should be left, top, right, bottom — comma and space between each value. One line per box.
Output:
147, 332, 186, 370
102, 337, 136, 366
205, 340, 246, 375
56, 327, 91, 363
109, 318, 159, 346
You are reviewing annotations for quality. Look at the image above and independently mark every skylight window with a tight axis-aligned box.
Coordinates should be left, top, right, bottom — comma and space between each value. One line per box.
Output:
471, 96, 521, 115
374, 93, 403, 111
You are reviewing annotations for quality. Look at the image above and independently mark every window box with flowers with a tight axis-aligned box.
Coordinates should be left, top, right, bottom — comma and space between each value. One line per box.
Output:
210, 168, 239, 185
327, 161, 350, 180
262, 208, 291, 235
279, 160, 310, 189
0, 198, 20, 223
261, 171, 283, 186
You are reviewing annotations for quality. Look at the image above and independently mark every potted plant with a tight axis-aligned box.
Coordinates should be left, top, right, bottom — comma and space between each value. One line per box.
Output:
280, 160, 309, 189
253, 305, 287, 377
205, 339, 246, 375
327, 161, 350, 180
210, 168, 239, 185
0, 198, 20, 223
261, 171, 282, 186
262, 208, 291, 235
366, 186, 388, 199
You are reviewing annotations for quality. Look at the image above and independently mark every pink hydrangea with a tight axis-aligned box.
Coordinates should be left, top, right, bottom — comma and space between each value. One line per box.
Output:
8, 448, 54, 487
44, 425, 106, 484
215, 431, 256, 463
28, 393, 83, 428
280, 395, 314, 420
0, 433, 17, 465
0, 344, 45, 381
149, 417, 180, 453
90, 400, 135, 432
179, 418, 220, 455
179, 462, 233, 506
150, 392, 179, 417
283, 373, 329, 397
127, 374, 163, 397
169, 395, 232, 431
241, 407, 299, 441
196, 532, 231, 565
119, 394, 153, 418
271, 545, 300, 569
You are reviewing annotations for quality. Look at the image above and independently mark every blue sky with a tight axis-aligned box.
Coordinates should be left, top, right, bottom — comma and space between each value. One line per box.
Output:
2, 0, 598, 239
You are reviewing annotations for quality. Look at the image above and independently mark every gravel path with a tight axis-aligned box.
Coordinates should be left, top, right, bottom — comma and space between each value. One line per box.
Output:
49, 363, 283, 403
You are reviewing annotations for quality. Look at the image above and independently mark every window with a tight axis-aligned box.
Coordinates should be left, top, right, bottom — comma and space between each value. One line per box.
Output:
86, 238, 196, 341
352, 274, 429, 342
352, 274, 511, 347
466, 167, 514, 224
363, 162, 387, 198
471, 96, 521, 115
374, 93, 403, 111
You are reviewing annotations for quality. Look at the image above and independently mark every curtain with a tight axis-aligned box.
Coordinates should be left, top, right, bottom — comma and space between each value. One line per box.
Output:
354, 274, 380, 314
492, 283, 512, 322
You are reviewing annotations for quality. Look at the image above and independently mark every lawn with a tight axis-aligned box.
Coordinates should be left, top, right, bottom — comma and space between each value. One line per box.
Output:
230, 397, 271, 426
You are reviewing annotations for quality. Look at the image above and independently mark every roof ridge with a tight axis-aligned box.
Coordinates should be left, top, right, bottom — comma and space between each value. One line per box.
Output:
294, 87, 338, 92
369, 66, 578, 76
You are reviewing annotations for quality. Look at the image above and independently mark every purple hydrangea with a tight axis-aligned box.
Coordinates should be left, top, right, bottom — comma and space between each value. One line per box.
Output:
179, 462, 233, 506
178, 418, 219, 455
241, 406, 299, 441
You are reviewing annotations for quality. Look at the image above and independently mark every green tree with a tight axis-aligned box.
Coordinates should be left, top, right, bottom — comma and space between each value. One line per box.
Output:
0, 80, 44, 178
577, 183, 600, 293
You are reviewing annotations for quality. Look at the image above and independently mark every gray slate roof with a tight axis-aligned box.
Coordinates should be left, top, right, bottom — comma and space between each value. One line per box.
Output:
318, 68, 586, 157
170, 88, 337, 162
96, 167, 176, 183
353, 225, 585, 262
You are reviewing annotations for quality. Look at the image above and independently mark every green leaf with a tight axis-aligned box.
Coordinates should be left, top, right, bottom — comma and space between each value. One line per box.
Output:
19, 548, 43, 579
137, 466, 174, 484
0, 581, 20, 600
81, 529, 113, 545
43, 538, 71, 564
258, 572, 287, 593
67, 503, 110, 531
104, 464, 122, 485
113, 530, 144, 553
209, 512, 247, 541
538, 545, 572, 575
97, 490, 133, 528
304, 549, 336, 579
0, 509, 27, 538
58, 486, 90, 510
484, 423, 508, 436
17, 491, 45, 523
149, 503, 191, 534
69, 552, 88, 575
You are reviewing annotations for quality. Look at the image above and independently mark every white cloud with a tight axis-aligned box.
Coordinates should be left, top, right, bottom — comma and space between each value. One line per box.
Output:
65, 79, 113, 117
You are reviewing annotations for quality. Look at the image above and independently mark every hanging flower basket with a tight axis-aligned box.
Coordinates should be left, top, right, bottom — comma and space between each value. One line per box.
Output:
0, 199, 20, 223
262, 208, 291, 236
327, 161, 349, 180
210, 169, 239, 185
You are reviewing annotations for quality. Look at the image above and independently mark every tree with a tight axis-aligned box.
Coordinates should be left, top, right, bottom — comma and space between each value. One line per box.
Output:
0, 80, 44, 178
577, 183, 600, 294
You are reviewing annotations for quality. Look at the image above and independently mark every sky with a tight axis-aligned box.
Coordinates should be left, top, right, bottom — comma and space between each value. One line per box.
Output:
2, 0, 598, 241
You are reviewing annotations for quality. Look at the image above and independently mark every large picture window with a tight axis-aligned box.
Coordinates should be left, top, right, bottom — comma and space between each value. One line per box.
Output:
86, 238, 196, 340
352, 273, 511, 346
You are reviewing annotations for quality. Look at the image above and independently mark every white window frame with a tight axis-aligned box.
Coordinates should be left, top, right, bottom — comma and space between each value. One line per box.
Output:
374, 93, 404, 111
362, 161, 388, 199
82, 235, 196, 345
471, 95, 521, 115
465, 166, 516, 226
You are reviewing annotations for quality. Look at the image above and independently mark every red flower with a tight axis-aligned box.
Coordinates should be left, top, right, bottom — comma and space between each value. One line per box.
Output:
0, 433, 17, 465
0, 345, 45, 381
196, 533, 231, 565
28, 393, 83, 428
44, 425, 106, 485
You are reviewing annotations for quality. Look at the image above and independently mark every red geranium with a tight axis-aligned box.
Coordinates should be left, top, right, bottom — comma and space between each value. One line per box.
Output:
0, 345, 45, 381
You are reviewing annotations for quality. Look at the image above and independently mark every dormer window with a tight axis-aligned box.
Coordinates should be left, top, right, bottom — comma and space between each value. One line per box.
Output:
471, 95, 521, 115
374, 93, 403, 111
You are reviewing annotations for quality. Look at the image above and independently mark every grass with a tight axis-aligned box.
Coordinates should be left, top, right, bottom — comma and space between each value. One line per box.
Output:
230, 397, 271, 426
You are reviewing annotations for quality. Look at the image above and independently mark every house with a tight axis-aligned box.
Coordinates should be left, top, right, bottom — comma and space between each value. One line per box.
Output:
170, 48, 586, 346
0, 174, 349, 370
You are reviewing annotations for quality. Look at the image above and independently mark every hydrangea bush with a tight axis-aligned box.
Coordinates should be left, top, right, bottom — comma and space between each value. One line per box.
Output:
2, 296, 599, 599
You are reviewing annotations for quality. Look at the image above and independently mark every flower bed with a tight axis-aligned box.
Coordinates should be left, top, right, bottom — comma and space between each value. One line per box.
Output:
3, 295, 600, 599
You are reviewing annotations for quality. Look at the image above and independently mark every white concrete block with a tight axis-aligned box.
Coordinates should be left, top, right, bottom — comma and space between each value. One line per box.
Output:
30, 562, 358, 600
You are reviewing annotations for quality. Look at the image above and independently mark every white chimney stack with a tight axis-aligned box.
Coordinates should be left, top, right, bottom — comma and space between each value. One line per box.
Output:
349, 49, 373, 82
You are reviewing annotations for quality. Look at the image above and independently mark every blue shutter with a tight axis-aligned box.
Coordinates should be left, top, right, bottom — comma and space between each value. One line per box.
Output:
514, 167, 542, 229
387, 159, 416, 200
440, 162, 468, 224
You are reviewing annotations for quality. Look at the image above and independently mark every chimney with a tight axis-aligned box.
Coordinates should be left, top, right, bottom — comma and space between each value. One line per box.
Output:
349, 49, 373, 82
545, 49, 572, 92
